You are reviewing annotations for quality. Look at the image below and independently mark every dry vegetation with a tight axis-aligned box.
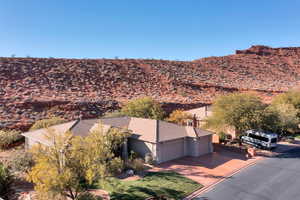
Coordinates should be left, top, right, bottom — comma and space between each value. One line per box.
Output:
1, 45, 300, 131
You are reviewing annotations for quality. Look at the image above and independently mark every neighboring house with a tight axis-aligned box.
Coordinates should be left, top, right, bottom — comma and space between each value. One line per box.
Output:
186, 105, 237, 139
186, 105, 212, 127
22, 117, 214, 164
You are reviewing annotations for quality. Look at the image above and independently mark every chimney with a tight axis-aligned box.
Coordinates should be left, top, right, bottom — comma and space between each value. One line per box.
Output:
78, 112, 83, 121
193, 114, 197, 128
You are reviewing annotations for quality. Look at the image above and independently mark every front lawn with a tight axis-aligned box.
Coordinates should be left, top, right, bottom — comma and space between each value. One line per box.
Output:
101, 171, 202, 200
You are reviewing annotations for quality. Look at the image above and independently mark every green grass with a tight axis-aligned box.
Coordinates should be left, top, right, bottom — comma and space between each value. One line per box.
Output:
294, 134, 300, 139
101, 171, 202, 200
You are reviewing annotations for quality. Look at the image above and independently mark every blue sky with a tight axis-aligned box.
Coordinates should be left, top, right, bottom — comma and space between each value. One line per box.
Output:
0, 0, 300, 60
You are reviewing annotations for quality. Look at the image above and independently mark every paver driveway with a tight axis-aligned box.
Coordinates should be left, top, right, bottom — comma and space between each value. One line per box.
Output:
151, 150, 262, 186
196, 147, 300, 200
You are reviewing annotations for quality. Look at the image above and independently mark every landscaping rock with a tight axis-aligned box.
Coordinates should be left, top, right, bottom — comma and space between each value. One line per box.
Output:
126, 169, 134, 176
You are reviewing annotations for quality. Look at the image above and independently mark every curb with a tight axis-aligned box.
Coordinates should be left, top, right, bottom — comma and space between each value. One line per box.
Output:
183, 156, 265, 200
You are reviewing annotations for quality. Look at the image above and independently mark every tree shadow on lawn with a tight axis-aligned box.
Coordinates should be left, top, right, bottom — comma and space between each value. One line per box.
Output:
110, 186, 185, 200
108, 172, 198, 200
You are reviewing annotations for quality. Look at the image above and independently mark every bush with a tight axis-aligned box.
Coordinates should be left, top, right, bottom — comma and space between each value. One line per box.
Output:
109, 157, 124, 175
121, 97, 165, 120
9, 150, 34, 174
145, 153, 154, 165
0, 163, 14, 200
103, 110, 124, 118
204, 93, 266, 135
30, 117, 66, 131
0, 130, 22, 149
128, 158, 145, 172
218, 132, 227, 142
129, 150, 140, 160
78, 192, 103, 200
166, 110, 193, 125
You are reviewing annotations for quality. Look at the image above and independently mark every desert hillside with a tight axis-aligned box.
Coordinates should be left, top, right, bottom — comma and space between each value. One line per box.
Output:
1, 45, 300, 130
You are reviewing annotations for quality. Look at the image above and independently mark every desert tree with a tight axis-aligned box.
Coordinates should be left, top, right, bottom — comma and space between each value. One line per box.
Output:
121, 97, 165, 120
267, 103, 299, 135
166, 109, 193, 125
27, 123, 130, 200
272, 90, 300, 119
204, 93, 267, 135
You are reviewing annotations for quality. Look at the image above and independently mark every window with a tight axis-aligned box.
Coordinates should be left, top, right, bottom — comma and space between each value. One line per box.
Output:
248, 133, 269, 142
271, 138, 277, 143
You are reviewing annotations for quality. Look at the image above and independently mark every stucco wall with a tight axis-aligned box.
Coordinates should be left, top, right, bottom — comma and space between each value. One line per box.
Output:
128, 138, 156, 159
197, 135, 213, 156
186, 105, 212, 121
186, 135, 213, 157
25, 137, 40, 150
129, 135, 213, 164
185, 137, 199, 157
157, 138, 185, 163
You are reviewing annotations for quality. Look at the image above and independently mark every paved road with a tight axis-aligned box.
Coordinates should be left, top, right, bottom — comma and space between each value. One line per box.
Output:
196, 148, 300, 200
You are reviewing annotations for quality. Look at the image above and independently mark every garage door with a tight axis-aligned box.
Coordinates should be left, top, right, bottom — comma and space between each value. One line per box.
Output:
160, 139, 184, 162
198, 135, 211, 156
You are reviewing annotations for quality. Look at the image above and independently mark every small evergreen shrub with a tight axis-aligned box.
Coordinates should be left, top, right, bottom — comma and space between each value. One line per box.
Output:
0, 130, 22, 149
128, 158, 145, 172
218, 132, 227, 143
0, 162, 14, 200
109, 157, 124, 175
9, 150, 34, 174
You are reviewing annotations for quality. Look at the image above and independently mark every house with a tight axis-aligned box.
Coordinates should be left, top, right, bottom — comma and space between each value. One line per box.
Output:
22, 117, 214, 164
186, 105, 213, 127
186, 105, 237, 139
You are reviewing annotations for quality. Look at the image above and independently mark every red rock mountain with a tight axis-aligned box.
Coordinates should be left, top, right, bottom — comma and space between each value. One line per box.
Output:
1, 45, 300, 130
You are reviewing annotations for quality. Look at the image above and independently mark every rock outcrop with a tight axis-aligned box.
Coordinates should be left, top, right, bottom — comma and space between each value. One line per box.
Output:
1, 45, 300, 130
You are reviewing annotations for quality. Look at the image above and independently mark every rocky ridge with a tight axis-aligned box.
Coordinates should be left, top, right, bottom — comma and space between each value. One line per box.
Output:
1, 45, 300, 130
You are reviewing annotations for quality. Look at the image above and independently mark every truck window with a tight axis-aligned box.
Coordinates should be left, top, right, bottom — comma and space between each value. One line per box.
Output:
271, 138, 277, 143
249, 133, 269, 142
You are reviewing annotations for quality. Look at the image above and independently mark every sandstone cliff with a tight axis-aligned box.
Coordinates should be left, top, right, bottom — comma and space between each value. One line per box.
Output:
1, 45, 300, 130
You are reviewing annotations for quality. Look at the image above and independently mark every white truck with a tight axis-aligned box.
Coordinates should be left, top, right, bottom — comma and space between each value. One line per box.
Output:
241, 130, 278, 150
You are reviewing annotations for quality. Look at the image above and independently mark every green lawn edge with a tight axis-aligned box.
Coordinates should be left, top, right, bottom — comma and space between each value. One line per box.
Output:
101, 171, 203, 200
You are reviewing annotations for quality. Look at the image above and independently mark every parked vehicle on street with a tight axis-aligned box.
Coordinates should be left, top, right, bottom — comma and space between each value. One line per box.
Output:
241, 130, 278, 150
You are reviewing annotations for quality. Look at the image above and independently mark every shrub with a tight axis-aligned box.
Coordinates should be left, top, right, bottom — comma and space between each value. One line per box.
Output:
121, 97, 165, 120
128, 158, 145, 172
166, 109, 193, 125
272, 90, 300, 117
9, 150, 34, 174
109, 157, 124, 175
0, 130, 22, 149
145, 153, 154, 165
0, 162, 14, 200
204, 93, 266, 135
30, 117, 66, 131
78, 192, 103, 200
129, 150, 140, 160
218, 132, 227, 143
103, 110, 124, 118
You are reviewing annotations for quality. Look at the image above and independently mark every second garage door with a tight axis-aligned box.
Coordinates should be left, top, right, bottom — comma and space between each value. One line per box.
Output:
160, 138, 184, 163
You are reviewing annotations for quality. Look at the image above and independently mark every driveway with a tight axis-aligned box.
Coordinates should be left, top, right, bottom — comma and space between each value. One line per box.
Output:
151, 149, 262, 186
196, 147, 300, 200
